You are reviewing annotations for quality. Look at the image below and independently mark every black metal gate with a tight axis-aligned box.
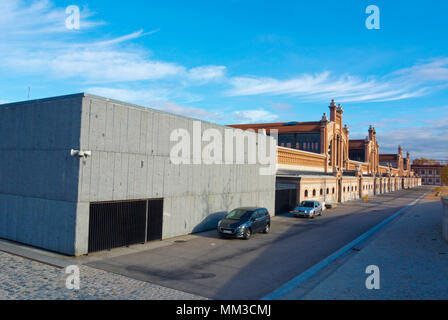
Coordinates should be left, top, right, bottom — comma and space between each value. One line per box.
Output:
275, 189, 297, 215
147, 199, 163, 241
88, 199, 163, 253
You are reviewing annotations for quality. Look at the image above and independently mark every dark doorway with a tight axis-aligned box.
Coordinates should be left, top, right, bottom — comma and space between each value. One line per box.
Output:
88, 198, 164, 253
147, 199, 163, 241
338, 179, 342, 203
275, 189, 297, 215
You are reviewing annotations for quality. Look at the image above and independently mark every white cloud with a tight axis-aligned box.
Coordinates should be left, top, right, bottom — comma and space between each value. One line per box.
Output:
8, 49, 186, 83
187, 66, 226, 83
376, 117, 448, 159
86, 87, 172, 103
149, 101, 224, 121
0, 0, 100, 38
232, 109, 279, 123
0, 0, 227, 87
226, 59, 448, 103
391, 58, 448, 82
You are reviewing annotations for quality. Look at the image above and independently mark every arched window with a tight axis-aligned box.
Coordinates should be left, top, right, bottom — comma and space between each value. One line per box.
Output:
327, 188, 329, 194
320, 189, 323, 196
313, 189, 316, 196
304, 190, 308, 198
332, 187, 335, 194
343, 187, 346, 192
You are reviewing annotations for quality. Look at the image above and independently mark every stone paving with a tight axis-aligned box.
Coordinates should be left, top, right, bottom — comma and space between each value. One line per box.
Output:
0, 251, 206, 300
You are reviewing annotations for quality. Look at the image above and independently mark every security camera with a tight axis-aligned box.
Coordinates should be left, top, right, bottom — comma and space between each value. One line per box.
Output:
70, 149, 92, 158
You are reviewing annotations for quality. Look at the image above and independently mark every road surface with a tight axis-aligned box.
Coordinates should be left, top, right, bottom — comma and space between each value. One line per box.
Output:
88, 186, 429, 299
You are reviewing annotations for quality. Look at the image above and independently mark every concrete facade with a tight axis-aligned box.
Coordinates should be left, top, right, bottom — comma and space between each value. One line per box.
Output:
0, 93, 276, 256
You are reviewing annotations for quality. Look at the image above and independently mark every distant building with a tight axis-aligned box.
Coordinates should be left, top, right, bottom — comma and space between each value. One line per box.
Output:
411, 164, 444, 185
230, 100, 421, 214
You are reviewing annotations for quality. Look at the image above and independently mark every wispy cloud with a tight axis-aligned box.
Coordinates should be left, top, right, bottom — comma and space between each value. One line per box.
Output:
187, 66, 227, 83
149, 101, 224, 121
86, 86, 278, 124
226, 59, 448, 103
86, 87, 172, 103
0, 0, 100, 38
91, 29, 159, 47
0, 0, 227, 88
232, 109, 279, 123
7, 49, 186, 83
376, 117, 448, 158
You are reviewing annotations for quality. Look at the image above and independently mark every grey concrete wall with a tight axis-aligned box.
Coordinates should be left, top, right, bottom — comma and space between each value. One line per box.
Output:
0, 94, 82, 255
75, 94, 276, 254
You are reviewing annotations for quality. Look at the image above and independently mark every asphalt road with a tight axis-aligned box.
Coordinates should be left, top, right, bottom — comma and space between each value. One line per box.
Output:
87, 186, 429, 300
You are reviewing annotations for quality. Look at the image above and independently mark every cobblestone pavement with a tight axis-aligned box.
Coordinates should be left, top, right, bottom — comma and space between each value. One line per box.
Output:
0, 251, 206, 300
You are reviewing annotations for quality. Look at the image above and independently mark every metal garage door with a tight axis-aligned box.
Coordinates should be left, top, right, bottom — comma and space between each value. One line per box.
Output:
88, 199, 163, 253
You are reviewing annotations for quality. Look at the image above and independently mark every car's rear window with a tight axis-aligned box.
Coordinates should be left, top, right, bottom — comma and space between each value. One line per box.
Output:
300, 201, 315, 207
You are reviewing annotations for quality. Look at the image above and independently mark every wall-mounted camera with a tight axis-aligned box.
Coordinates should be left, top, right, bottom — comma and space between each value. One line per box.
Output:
70, 149, 92, 159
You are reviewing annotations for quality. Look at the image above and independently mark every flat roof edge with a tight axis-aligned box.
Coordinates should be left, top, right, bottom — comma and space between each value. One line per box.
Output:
0, 93, 86, 107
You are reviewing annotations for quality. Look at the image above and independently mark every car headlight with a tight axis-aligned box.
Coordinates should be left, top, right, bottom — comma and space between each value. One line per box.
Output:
236, 224, 247, 231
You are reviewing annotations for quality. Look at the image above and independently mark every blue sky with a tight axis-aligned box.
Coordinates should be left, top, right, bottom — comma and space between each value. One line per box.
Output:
1, 0, 447, 158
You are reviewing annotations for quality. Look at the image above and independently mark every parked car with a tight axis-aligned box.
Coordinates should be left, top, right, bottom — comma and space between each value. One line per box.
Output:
291, 201, 323, 218
217, 207, 270, 240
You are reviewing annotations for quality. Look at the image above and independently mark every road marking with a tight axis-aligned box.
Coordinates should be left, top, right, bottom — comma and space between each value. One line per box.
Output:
261, 190, 429, 300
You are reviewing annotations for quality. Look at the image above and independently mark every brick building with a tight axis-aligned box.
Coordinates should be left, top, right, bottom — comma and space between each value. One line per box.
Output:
411, 164, 444, 185
230, 100, 421, 214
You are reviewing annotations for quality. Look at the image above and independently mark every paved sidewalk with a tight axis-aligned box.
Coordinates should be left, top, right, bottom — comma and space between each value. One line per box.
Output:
281, 191, 448, 300
0, 251, 206, 300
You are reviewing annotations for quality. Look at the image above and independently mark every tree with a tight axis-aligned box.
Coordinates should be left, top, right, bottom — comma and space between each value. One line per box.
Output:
413, 158, 441, 166
442, 165, 448, 186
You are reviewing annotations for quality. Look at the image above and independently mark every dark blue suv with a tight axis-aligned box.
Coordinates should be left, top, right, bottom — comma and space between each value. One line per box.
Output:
217, 207, 271, 240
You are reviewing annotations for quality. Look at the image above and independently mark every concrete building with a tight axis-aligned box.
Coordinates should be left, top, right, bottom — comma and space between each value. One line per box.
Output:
0, 93, 276, 256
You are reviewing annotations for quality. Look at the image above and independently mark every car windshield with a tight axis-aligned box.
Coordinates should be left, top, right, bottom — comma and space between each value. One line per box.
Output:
300, 201, 315, 208
225, 209, 253, 221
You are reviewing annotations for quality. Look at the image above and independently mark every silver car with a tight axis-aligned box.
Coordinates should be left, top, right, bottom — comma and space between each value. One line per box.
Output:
291, 201, 323, 218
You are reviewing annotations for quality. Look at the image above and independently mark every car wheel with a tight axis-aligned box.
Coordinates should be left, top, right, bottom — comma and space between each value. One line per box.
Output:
243, 228, 252, 240
263, 224, 270, 234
